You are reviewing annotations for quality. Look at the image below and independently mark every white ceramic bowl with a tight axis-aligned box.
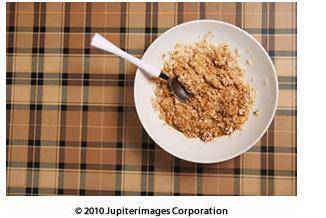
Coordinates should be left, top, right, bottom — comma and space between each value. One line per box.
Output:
134, 20, 278, 163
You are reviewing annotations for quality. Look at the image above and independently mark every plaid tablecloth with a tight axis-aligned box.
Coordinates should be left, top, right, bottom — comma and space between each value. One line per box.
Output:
6, 2, 297, 196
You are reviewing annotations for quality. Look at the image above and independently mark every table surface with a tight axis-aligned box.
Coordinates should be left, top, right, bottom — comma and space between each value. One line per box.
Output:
6, 2, 297, 196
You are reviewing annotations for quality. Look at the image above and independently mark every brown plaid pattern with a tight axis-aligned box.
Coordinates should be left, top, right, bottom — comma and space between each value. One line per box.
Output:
6, 2, 296, 196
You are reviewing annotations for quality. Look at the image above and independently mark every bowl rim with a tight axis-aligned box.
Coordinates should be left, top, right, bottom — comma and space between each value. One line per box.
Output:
134, 19, 279, 163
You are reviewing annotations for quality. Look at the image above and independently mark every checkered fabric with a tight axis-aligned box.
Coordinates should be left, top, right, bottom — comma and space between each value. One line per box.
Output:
6, 2, 297, 196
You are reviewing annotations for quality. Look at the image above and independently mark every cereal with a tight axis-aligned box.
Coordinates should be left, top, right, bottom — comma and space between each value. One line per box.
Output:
153, 39, 256, 142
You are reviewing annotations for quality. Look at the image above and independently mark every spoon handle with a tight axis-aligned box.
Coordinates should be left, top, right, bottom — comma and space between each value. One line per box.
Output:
91, 33, 161, 78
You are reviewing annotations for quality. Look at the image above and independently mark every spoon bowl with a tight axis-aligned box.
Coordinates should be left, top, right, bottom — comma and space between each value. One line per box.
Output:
168, 77, 190, 102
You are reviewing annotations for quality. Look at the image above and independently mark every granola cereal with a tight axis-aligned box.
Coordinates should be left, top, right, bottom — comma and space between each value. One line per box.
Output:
153, 39, 256, 142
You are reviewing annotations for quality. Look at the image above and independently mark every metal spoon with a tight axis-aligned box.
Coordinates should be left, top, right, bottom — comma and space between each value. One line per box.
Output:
91, 33, 190, 102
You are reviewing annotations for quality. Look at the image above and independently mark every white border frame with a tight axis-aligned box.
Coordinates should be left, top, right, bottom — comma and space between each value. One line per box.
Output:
1, 0, 326, 217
